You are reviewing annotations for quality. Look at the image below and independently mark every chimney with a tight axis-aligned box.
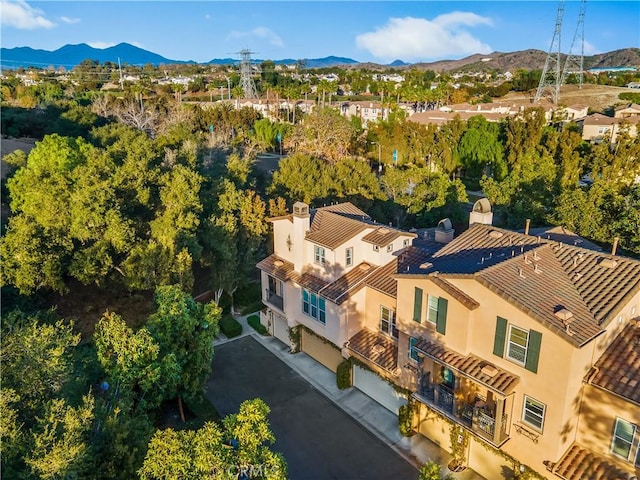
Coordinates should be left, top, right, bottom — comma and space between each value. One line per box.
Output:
524, 219, 531, 236
611, 237, 619, 256
292, 202, 310, 272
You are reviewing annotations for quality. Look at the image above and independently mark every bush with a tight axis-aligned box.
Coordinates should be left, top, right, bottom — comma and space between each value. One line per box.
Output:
398, 403, 416, 437
247, 314, 267, 335
220, 315, 242, 338
336, 359, 352, 390
419, 460, 454, 480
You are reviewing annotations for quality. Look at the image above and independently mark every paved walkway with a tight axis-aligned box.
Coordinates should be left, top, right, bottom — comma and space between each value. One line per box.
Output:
215, 313, 484, 480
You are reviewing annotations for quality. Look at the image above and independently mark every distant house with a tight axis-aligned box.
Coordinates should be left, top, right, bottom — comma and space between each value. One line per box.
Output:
614, 103, 640, 119
581, 113, 639, 143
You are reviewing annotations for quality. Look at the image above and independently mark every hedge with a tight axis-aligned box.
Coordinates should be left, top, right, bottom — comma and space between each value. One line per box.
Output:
247, 315, 267, 335
336, 359, 352, 390
220, 315, 242, 338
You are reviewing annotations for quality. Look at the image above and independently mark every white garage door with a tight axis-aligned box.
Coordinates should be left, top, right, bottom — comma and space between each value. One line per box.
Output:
272, 313, 290, 347
353, 365, 406, 413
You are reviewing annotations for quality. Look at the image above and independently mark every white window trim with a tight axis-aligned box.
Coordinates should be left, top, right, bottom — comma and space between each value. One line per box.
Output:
345, 247, 353, 267
635, 440, 640, 467
386, 244, 393, 252
380, 306, 397, 339
302, 288, 326, 324
314, 245, 325, 265
373, 245, 379, 252
427, 295, 439, 324
403, 239, 410, 248
611, 417, 636, 460
507, 325, 529, 366
522, 395, 546, 432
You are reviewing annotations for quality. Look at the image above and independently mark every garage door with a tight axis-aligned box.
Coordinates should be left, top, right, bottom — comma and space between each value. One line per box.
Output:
353, 365, 406, 413
301, 329, 343, 372
271, 312, 290, 347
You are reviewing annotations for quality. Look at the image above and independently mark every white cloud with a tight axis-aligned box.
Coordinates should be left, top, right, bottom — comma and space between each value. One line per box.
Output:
1, 0, 55, 29
61, 16, 80, 24
87, 41, 145, 50
356, 13, 493, 62
226, 27, 284, 48
582, 40, 599, 56
88, 41, 116, 49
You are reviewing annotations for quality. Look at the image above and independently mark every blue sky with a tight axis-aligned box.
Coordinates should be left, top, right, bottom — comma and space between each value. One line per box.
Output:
1, 1, 638, 65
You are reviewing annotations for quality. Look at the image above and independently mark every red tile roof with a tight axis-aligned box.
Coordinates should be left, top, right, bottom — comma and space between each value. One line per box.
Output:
399, 224, 640, 347
414, 338, 520, 396
319, 262, 380, 304
553, 444, 637, 480
588, 319, 640, 406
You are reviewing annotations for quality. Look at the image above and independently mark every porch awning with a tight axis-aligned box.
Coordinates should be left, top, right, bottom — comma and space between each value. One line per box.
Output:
414, 338, 519, 396
346, 329, 398, 373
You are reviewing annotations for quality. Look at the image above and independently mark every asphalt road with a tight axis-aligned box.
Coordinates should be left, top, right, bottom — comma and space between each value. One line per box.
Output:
205, 336, 418, 480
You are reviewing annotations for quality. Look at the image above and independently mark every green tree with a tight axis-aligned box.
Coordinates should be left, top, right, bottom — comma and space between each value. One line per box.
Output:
146, 285, 221, 418
139, 399, 287, 480
94, 312, 180, 412
26, 394, 95, 480
458, 115, 506, 180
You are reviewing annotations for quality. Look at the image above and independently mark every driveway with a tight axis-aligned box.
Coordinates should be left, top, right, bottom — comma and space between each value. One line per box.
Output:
205, 336, 418, 480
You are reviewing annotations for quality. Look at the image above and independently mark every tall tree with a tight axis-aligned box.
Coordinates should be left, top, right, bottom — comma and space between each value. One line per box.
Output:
146, 285, 221, 419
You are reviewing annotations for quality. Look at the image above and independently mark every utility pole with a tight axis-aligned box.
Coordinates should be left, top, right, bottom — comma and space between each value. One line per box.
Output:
561, 0, 587, 89
236, 49, 258, 99
535, 0, 565, 104
118, 57, 123, 90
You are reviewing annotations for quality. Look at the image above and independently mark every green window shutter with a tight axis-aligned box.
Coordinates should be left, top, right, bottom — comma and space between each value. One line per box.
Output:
413, 287, 423, 323
493, 316, 507, 358
436, 297, 448, 335
525, 330, 542, 374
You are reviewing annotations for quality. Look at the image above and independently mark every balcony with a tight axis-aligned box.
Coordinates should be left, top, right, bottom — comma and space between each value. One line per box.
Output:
415, 376, 510, 446
265, 289, 283, 311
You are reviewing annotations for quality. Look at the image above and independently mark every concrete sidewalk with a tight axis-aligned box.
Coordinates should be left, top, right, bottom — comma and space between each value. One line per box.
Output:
215, 313, 484, 480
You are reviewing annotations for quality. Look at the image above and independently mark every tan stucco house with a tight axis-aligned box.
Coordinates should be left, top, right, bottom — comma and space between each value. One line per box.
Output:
257, 200, 640, 479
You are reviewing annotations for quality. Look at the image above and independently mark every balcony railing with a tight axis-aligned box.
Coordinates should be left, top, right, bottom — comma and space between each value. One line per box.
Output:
265, 289, 283, 311
415, 376, 509, 446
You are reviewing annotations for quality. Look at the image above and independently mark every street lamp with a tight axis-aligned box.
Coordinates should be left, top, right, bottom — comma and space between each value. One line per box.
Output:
370, 141, 382, 173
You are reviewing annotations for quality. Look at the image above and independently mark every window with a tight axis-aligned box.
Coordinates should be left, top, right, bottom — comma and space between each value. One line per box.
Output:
427, 295, 439, 324
302, 289, 326, 323
314, 245, 325, 265
413, 287, 423, 323
409, 337, 420, 362
494, 318, 542, 373
611, 418, 636, 460
373, 245, 379, 252
345, 247, 353, 267
635, 442, 640, 467
507, 325, 529, 365
403, 239, 410, 248
380, 306, 398, 339
386, 244, 393, 252
522, 396, 546, 431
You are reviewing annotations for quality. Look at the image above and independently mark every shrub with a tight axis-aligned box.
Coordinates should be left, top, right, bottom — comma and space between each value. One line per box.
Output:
398, 403, 416, 437
240, 300, 265, 315
336, 359, 352, 390
419, 460, 454, 480
220, 315, 242, 338
247, 315, 267, 335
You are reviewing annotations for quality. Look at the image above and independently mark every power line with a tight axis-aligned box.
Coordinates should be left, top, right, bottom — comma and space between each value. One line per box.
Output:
561, 0, 586, 89
535, 0, 565, 104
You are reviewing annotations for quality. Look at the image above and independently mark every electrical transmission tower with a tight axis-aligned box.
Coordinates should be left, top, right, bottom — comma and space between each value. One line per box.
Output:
534, 0, 565, 104
236, 49, 258, 99
561, 0, 586, 89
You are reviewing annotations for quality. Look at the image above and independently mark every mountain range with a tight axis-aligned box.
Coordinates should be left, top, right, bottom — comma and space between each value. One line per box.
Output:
1, 42, 638, 72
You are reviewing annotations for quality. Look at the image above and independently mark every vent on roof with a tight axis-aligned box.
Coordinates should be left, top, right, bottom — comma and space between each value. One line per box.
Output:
481, 364, 498, 378
420, 262, 433, 269
378, 228, 390, 234
599, 258, 618, 269
555, 308, 574, 322
273, 260, 284, 267
488, 230, 504, 239
359, 263, 371, 271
